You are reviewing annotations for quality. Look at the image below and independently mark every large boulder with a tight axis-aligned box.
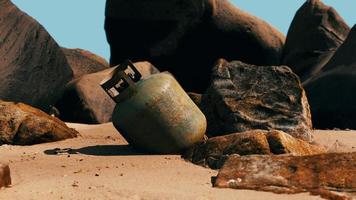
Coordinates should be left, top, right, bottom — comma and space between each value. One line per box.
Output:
62, 48, 109, 80
0, 0, 73, 111
282, 0, 350, 83
105, 0, 285, 92
305, 25, 356, 129
0, 101, 78, 145
201, 59, 312, 141
214, 153, 356, 197
186, 130, 325, 169
0, 163, 11, 188
56, 62, 159, 124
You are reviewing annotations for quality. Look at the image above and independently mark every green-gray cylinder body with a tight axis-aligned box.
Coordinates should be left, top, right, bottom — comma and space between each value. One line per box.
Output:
112, 73, 206, 154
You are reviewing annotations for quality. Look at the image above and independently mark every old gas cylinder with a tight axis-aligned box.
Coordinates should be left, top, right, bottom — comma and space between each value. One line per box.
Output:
101, 60, 206, 153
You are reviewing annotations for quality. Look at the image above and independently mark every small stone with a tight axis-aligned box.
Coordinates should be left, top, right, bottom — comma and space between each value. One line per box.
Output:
73, 169, 82, 174
72, 181, 79, 187
0, 163, 11, 188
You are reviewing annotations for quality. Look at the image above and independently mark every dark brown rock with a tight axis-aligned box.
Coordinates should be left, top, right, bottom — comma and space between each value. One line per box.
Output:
0, 101, 78, 145
62, 48, 109, 80
105, 0, 285, 92
0, 0, 73, 111
56, 62, 159, 124
282, 0, 350, 83
0, 163, 11, 188
201, 59, 312, 141
305, 25, 356, 129
187, 130, 325, 169
214, 153, 356, 198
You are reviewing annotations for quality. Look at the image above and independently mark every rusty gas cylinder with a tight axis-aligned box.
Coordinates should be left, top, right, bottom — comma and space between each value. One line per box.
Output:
101, 60, 206, 153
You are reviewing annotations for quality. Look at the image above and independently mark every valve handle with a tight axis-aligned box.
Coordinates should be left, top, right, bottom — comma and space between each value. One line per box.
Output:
100, 60, 142, 103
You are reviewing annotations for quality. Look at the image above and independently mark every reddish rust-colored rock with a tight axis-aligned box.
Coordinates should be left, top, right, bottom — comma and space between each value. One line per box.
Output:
62, 48, 109, 80
188, 130, 270, 169
266, 130, 325, 155
0, 101, 78, 145
305, 25, 356, 129
214, 153, 356, 196
0, 163, 11, 188
282, 0, 350, 83
187, 130, 325, 169
0, 0, 73, 111
105, 0, 285, 92
201, 59, 312, 141
56, 62, 159, 124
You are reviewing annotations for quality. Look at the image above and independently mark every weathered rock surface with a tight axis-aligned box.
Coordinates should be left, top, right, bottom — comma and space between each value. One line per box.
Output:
105, 0, 285, 92
0, 163, 11, 188
0, 101, 78, 145
282, 0, 350, 83
62, 48, 109, 80
201, 59, 312, 141
0, 0, 73, 111
56, 62, 159, 124
187, 130, 325, 169
305, 25, 356, 129
266, 130, 325, 155
214, 153, 356, 198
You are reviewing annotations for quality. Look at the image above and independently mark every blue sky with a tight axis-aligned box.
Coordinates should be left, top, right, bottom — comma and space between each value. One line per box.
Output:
11, 0, 355, 61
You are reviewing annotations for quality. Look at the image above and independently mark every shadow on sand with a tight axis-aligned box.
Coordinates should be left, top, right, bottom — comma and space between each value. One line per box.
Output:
44, 145, 152, 156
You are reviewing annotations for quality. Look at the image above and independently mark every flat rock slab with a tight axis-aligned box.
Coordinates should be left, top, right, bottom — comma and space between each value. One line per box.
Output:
0, 163, 11, 188
202, 59, 312, 141
214, 153, 356, 198
0, 101, 78, 145
186, 130, 325, 169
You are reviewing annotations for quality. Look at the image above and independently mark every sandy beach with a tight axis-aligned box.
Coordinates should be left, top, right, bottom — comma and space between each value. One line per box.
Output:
0, 123, 354, 200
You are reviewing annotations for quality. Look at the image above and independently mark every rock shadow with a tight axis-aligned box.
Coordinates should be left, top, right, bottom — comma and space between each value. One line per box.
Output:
44, 145, 153, 156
